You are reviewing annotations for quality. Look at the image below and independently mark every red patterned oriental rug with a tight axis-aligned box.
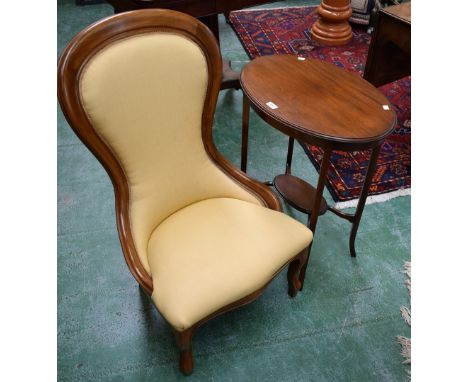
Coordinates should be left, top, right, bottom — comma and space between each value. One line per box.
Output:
229, 6, 411, 207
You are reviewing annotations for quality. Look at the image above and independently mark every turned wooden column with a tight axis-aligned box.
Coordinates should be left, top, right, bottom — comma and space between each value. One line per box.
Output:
311, 0, 353, 46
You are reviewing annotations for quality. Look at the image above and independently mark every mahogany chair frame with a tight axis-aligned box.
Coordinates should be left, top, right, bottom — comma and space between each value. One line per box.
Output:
57, 9, 309, 375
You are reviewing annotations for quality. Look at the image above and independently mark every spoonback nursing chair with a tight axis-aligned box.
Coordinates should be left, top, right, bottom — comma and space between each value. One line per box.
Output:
58, 9, 312, 375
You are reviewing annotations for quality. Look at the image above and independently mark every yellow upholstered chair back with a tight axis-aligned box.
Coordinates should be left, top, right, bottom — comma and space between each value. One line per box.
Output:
79, 31, 261, 273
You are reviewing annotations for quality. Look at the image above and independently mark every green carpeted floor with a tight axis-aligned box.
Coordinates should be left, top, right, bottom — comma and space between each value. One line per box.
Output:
57, 0, 411, 380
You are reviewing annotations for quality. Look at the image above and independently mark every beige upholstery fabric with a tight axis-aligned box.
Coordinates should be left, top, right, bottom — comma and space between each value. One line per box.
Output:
80, 33, 262, 272
148, 198, 313, 331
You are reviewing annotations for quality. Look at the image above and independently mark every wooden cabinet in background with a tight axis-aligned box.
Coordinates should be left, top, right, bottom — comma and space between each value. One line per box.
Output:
364, 2, 411, 87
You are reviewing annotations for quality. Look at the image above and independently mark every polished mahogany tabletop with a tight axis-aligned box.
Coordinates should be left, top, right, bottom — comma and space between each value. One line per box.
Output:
240, 55, 396, 150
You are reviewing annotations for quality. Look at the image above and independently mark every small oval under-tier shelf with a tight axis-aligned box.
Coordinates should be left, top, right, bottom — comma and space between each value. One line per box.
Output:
273, 174, 328, 215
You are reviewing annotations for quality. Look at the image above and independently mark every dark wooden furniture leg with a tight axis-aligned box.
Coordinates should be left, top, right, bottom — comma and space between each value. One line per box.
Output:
349, 145, 381, 257
199, 14, 240, 90
285, 137, 294, 175
241, 92, 250, 173
287, 247, 309, 297
221, 60, 241, 90
299, 148, 332, 288
174, 328, 195, 375
224, 11, 231, 24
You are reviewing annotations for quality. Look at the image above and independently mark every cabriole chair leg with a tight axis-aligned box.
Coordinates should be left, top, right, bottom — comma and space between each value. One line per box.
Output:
174, 328, 195, 375
287, 248, 309, 297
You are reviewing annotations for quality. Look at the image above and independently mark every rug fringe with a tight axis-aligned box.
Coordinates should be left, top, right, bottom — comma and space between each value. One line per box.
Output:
397, 261, 411, 371
396, 335, 411, 365
333, 188, 411, 210
403, 261, 411, 278
403, 261, 411, 296
400, 306, 411, 326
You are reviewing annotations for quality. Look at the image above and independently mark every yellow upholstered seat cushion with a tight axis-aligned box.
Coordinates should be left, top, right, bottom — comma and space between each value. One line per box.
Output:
148, 198, 313, 331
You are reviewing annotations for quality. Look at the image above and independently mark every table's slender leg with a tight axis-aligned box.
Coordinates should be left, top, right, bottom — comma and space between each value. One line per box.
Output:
241, 93, 250, 173
285, 137, 294, 175
299, 148, 333, 288
349, 145, 381, 257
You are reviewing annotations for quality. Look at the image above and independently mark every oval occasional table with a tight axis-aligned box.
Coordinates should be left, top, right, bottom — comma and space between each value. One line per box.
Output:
240, 55, 396, 286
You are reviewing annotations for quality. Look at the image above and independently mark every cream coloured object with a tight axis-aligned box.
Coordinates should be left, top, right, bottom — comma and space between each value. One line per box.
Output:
148, 198, 313, 331
80, 33, 262, 273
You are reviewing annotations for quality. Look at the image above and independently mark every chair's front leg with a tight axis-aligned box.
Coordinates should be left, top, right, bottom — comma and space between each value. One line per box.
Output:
174, 327, 195, 375
287, 247, 310, 297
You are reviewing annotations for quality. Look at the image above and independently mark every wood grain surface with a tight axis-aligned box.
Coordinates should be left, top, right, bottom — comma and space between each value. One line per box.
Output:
241, 55, 396, 149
